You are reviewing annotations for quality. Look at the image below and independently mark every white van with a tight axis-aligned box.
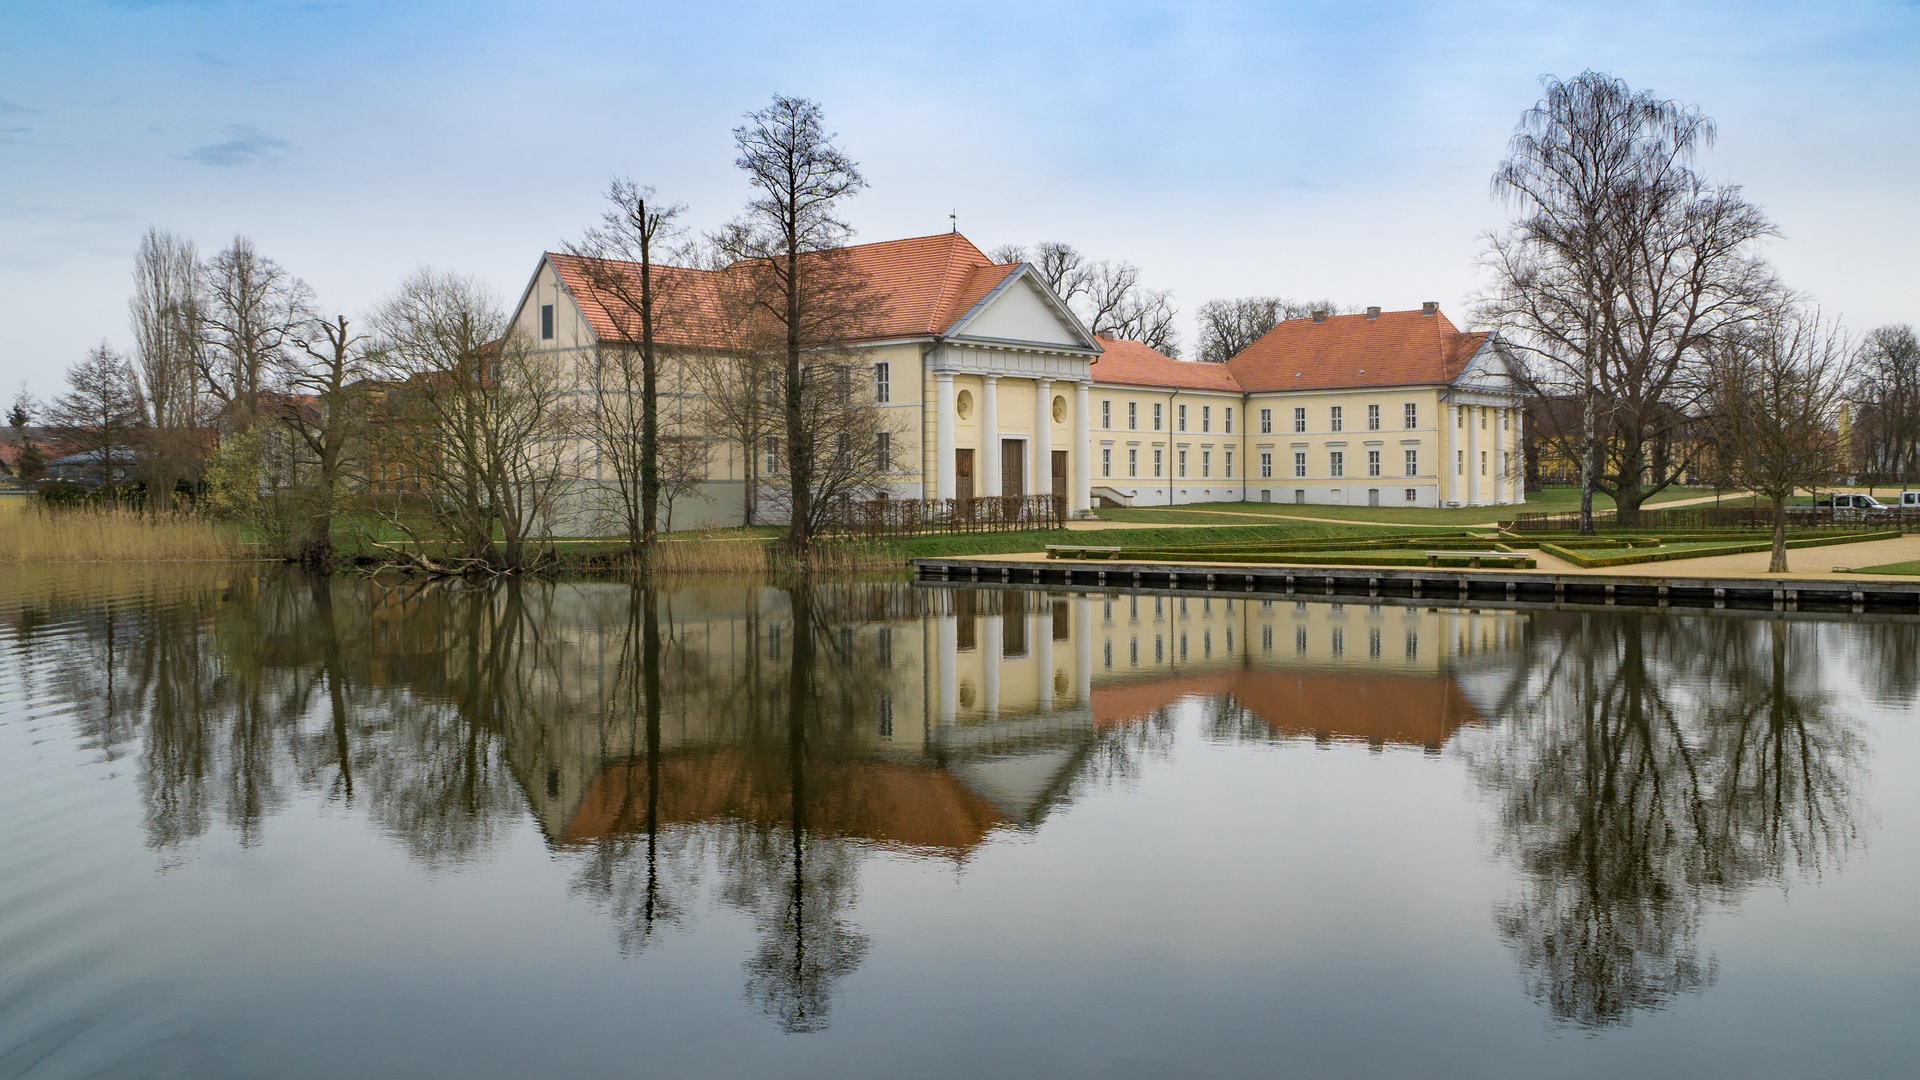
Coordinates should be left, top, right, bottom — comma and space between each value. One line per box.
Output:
1902, 491, 1920, 509
1814, 493, 1892, 521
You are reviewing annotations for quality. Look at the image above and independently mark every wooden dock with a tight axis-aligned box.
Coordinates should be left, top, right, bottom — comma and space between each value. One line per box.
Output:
909, 557, 1920, 616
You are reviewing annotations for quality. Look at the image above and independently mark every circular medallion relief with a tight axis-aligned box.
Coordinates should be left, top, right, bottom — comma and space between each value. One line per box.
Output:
1052, 395, 1067, 422
956, 389, 973, 419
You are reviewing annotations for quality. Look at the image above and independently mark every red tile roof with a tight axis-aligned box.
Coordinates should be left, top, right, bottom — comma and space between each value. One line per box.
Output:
1225, 308, 1488, 393
1089, 335, 1243, 393
548, 233, 1027, 350
1090, 669, 1482, 746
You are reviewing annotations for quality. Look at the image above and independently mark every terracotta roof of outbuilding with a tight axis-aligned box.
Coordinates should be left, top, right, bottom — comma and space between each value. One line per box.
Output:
1225, 308, 1488, 393
548, 233, 1025, 350
1089, 335, 1242, 392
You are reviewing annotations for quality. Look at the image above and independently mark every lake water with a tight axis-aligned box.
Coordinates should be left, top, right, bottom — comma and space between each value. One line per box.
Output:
2, 567, 1916, 1079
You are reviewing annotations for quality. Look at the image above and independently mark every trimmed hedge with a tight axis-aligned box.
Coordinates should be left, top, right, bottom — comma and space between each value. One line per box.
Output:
1540, 529, 1900, 569
1116, 550, 1536, 569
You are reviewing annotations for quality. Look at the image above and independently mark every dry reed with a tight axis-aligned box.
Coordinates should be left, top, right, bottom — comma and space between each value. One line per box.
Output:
0, 506, 246, 562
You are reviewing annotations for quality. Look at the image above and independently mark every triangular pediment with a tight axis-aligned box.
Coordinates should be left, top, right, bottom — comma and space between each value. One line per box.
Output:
1452, 337, 1523, 393
947, 270, 1096, 351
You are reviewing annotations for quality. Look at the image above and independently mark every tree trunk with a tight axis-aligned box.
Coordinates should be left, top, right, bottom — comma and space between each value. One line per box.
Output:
1769, 493, 1789, 573
640, 217, 659, 555
1577, 387, 1597, 536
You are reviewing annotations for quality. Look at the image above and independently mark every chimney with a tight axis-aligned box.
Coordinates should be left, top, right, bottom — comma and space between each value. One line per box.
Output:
1421, 301, 1438, 316
1365, 306, 1381, 319
1311, 309, 1328, 323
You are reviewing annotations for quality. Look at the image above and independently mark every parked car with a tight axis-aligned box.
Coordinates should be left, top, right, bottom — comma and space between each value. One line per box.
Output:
1809, 493, 1892, 522
1901, 491, 1920, 510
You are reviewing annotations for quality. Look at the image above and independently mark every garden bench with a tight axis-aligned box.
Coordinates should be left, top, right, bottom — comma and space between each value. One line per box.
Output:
1426, 550, 1526, 568
1046, 545, 1123, 560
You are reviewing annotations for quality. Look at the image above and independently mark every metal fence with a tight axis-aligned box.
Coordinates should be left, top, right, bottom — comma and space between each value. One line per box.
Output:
820, 495, 1068, 537
1505, 503, 1920, 532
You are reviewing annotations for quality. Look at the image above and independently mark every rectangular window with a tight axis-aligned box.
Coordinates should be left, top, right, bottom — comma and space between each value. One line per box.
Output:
1457, 449, 1465, 475
1404, 403, 1417, 429
1405, 487, 1417, 502
1101, 400, 1111, 429
1294, 452, 1307, 477
1153, 449, 1163, 477
1367, 404, 1380, 431
1178, 450, 1187, 477
1178, 404, 1187, 431
1224, 450, 1233, 477
1367, 449, 1381, 477
1293, 407, 1306, 433
1101, 448, 1111, 477
1330, 406, 1343, 432
1260, 408, 1272, 434
1503, 409, 1511, 431
1330, 451, 1345, 477
1481, 450, 1488, 475
1260, 452, 1272, 478
1128, 448, 1138, 477
539, 304, 554, 340
1201, 450, 1210, 478
1154, 403, 1163, 431
764, 437, 780, 475
1481, 408, 1487, 429
1201, 405, 1210, 433
873, 362, 889, 403
1128, 401, 1138, 430
1458, 407, 1465, 429
1404, 449, 1417, 476
875, 431, 891, 471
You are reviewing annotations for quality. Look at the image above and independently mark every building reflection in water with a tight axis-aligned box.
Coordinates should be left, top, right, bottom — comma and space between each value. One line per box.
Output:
0, 570, 1875, 1034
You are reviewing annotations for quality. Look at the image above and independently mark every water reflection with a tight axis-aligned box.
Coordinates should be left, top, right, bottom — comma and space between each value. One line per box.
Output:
0, 571, 1881, 1039
1462, 614, 1867, 1028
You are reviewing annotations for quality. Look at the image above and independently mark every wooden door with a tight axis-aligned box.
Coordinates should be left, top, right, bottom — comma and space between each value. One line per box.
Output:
955, 449, 974, 502
1052, 450, 1069, 501
1001, 439, 1024, 498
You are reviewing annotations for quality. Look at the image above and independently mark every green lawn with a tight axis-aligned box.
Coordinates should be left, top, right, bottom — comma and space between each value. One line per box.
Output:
873, 521, 1395, 560
1093, 486, 1732, 527
1844, 559, 1920, 576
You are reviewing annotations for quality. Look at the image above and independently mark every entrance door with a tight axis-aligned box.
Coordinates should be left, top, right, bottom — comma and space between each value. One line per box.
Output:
955, 449, 974, 502
1368, 489, 1380, 506
1052, 450, 1069, 501
1000, 440, 1024, 498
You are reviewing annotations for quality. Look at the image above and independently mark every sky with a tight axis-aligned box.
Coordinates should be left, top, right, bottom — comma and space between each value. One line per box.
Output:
2, 0, 1916, 401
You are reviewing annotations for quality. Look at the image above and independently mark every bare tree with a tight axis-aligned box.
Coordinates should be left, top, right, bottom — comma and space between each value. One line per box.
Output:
7, 389, 46, 487
129, 227, 206, 510
1705, 308, 1851, 572
1849, 324, 1920, 486
370, 269, 575, 572
1193, 296, 1345, 363
196, 236, 313, 433
47, 344, 146, 488
990, 240, 1180, 355
264, 313, 376, 567
657, 429, 711, 534
715, 95, 868, 560
565, 181, 688, 555
1479, 72, 1777, 531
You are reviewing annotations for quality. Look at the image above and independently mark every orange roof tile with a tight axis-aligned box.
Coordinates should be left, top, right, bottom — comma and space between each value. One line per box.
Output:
549, 232, 1028, 350
1226, 308, 1488, 393
1089, 668, 1482, 747
1089, 335, 1243, 393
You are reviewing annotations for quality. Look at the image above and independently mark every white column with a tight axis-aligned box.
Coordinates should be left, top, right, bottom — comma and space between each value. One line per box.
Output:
1072, 381, 1091, 515
1492, 406, 1506, 505
935, 372, 956, 501
1510, 409, 1524, 504
1034, 379, 1053, 502
1074, 596, 1093, 705
982, 614, 1002, 719
1468, 403, 1482, 505
937, 612, 957, 724
1036, 608, 1054, 711
1444, 402, 1458, 505
980, 375, 1001, 498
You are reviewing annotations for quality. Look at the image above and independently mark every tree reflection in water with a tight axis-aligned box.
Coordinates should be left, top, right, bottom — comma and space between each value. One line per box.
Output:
1464, 614, 1867, 1028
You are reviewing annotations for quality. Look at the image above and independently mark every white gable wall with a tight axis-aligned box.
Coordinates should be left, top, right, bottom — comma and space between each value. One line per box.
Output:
960, 278, 1086, 347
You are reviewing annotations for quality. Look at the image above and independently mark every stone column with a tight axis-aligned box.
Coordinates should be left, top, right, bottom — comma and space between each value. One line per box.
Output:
1074, 595, 1093, 705
1492, 406, 1506, 504
1445, 401, 1458, 505
980, 375, 1001, 497
982, 614, 1002, 719
1036, 609, 1054, 711
1468, 403, 1482, 505
935, 372, 956, 501
1509, 409, 1524, 504
1033, 379, 1053, 504
937, 611, 957, 724
1072, 380, 1092, 515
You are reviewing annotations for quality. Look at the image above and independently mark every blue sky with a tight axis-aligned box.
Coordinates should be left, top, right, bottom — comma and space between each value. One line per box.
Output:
2, 0, 1916, 399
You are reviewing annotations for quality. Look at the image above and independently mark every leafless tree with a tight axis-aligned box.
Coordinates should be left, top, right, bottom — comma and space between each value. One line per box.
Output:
7, 388, 46, 486
264, 313, 377, 567
714, 95, 868, 560
686, 342, 777, 528
1704, 307, 1852, 572
657, 429, 711, 534
565, 180, 688, 555
1848, 324, 1920, 486
370, 269, 575, 572
1478, 72, 1778, 531
129, 227, 206, 510
990, 240, 1180, 355
47, 344, 146, 488
196, 235, 314, 433
1193, 296, 1345, 363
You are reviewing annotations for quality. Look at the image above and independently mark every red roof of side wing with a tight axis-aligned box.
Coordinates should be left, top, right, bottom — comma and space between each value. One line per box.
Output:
1089, 336, 1242, 392
1225, 309, 1488, 393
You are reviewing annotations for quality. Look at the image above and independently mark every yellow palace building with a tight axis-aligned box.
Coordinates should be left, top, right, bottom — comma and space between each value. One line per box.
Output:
515, 232, 1527, 530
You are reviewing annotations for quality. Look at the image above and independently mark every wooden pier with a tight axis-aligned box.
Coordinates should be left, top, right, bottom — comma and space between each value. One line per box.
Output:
909, 557, 1920, 616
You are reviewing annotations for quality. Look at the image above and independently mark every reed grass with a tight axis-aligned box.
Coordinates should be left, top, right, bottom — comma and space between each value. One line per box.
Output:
0, 506, 245, 562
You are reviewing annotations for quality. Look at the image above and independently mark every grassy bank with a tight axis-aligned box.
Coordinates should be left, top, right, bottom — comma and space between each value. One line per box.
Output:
0, 507, 245, 562
1093, 485, 1732, 527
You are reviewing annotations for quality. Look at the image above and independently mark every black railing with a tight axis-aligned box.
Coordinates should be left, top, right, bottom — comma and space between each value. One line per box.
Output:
821, 495, 1068, 537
